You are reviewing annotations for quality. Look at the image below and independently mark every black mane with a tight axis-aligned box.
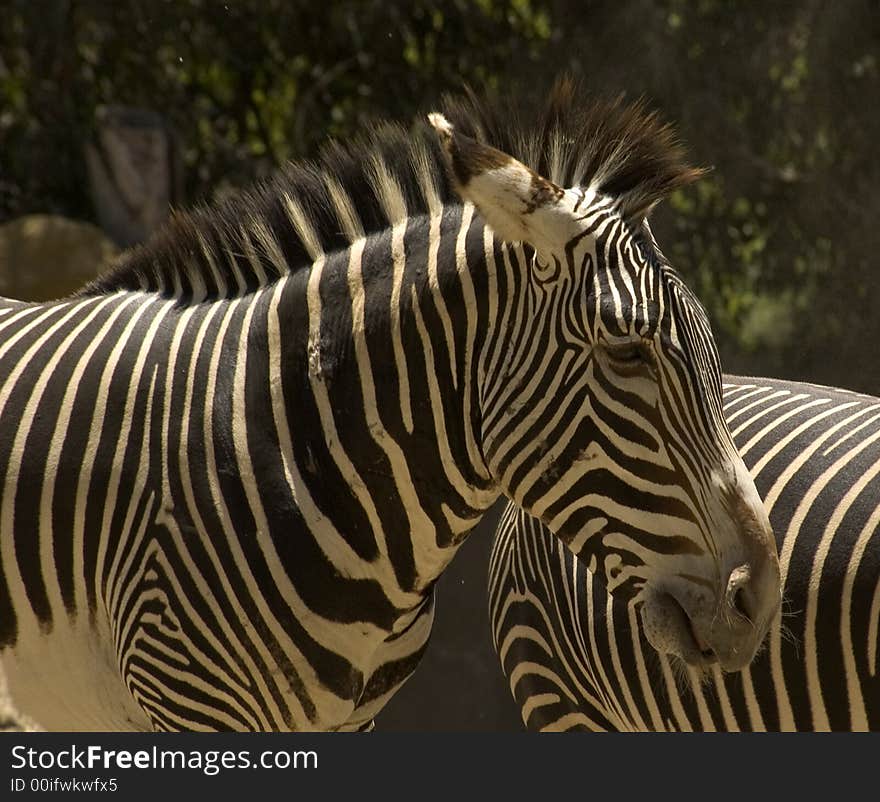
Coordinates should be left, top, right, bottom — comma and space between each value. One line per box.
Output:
443, 76, 705, 219
82, 76, 703, 301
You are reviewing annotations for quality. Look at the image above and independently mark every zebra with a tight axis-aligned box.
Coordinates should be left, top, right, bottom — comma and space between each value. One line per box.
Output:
0, 79, 780, 731
489, 375, 880, 731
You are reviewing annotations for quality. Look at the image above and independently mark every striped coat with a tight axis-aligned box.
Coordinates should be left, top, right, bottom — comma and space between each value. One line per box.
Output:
490, 376, 880, 730
1, 80, 779, 730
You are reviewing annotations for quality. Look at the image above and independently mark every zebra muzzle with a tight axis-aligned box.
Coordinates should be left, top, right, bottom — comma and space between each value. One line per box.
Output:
640, 569, 775, 673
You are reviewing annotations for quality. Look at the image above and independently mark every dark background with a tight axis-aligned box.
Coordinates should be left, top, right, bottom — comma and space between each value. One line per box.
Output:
1, 0, 877, 729
378, 500, 521, 730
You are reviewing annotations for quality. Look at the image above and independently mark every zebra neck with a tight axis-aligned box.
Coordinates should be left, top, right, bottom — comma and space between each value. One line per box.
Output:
473, 235, 601, 524
475, 236, 552, 466
266, 210, 501, 591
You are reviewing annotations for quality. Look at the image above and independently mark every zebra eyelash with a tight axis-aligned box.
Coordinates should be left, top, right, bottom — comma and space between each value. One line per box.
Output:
602, 338, 656, 377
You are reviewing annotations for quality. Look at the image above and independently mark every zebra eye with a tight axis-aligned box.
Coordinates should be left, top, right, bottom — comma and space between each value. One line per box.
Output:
604, 340, 653, 375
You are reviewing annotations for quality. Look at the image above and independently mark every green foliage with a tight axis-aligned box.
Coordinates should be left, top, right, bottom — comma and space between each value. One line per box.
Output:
0, 0, 550, 214
1, 0, 878, 391
542, 0, 879, 390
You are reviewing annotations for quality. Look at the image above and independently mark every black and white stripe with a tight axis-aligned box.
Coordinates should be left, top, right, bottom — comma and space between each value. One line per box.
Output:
489, 376, 880, 731
0, 79, 778, 731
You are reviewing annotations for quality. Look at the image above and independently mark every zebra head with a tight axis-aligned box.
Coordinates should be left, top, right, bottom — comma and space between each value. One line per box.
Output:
429, 102, 781, 673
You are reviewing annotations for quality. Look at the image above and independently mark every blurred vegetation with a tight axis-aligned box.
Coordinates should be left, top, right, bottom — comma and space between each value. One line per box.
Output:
1, 0, 878, 392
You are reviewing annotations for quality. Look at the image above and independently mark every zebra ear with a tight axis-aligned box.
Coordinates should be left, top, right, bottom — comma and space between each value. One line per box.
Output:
427, 113, 583, 254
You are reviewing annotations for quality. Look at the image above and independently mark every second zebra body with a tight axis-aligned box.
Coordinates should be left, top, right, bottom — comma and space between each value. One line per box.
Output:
490, 376, 880, 731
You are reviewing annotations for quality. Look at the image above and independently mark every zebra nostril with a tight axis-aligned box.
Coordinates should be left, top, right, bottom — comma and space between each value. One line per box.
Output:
725, 564, 752, 621
733, 587, 751, 621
